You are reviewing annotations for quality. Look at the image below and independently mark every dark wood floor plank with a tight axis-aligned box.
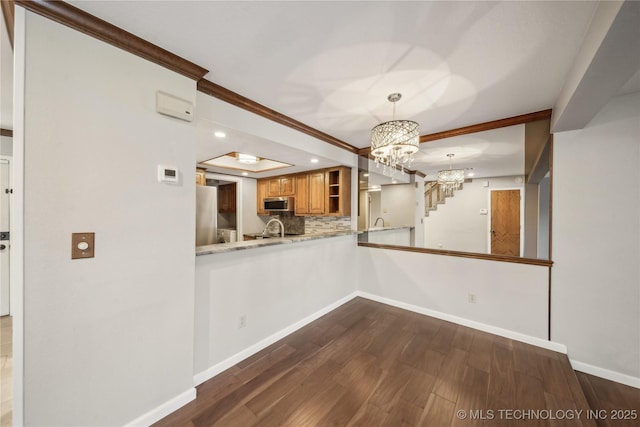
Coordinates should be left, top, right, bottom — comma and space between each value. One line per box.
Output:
234, 343, 296, 384
367, 364, 414, 413
421, 393, 456, 426
430, 321, 458, 355
400, 366, 437, 409
211, 404, 257, 427
538, 354, 575, 403
512, 340, 543, 380
154, 298, 606, 427
250, 358, 345, 426
433, 347, 468, 403
316, 361, 384, 426
345, 402, 389, 427
558, 358, 598, 426
576, 372, 640, 427
467, 332, 493, 373
451, 325, 475, 352
384, 397, 425, 426
487, 342, 517, 423
515, 371, 549, 427
451, 366, 490, 427
400, 333, 445, 376
192, 342, 320, 426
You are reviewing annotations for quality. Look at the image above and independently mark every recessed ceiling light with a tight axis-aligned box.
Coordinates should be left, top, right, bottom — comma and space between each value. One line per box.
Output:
392, 180, 397, 184
214, 131, 226, 138
310, 158, 319, 164
242, 172, 249, 176
363, 173, 369, 177
468, 172, 475, 177
237, 153, 259, 164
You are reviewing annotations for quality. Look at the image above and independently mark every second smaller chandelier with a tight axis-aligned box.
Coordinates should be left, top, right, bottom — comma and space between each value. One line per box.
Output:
437, 153, 465, 196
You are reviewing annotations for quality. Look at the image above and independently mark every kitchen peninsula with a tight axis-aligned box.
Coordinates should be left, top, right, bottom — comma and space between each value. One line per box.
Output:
196, 229, 356, 255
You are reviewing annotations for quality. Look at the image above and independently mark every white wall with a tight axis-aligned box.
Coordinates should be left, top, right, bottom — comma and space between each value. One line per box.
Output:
538, 177, 550, 259
380, 183, 414, 227
194, 235, 358, 379
358, 247, 549, 340
0, 135, 11, 156
423, 176, 524, 252
21, 12, 196, 425
553, 91, 640, 384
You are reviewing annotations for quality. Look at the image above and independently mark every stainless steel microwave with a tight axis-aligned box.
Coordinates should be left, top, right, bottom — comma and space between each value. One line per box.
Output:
263, 197, 294, 211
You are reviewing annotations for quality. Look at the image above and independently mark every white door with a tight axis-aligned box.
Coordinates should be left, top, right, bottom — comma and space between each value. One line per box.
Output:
0, 159, 10, 315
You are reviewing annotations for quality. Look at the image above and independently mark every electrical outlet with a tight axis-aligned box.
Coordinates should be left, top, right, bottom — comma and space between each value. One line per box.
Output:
239, 315, 247, 329
468, 293, 477, 304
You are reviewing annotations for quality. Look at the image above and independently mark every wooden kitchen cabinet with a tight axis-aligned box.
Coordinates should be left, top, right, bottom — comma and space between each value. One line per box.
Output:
308, 171, 326, 214
257, 179, 268, 215
325, 166, 351, 216
196, 168, 207, 186
295, 171, 325, 215
218, 183, 236, 213
267, 176, 295, 197
295, 174, 310, 215
258, 166, 349, 217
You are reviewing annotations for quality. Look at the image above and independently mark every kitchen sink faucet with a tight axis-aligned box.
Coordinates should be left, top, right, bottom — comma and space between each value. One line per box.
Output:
263, 218, 285, 238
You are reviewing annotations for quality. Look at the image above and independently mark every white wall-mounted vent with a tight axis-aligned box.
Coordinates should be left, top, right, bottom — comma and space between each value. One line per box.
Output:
156, 91, 194, 122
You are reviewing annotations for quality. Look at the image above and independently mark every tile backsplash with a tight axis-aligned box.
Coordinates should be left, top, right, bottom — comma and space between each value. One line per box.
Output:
304, 216, 351, 234
263, 214, 352, 235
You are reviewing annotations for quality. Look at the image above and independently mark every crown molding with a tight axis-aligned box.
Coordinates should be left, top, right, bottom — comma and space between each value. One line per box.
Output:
1, 0, 14, 48
197, 79, 359, 154
14, 0, 208, 80
358, 109, 553, 157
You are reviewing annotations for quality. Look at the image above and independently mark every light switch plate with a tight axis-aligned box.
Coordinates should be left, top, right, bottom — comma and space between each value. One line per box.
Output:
72, 232, 95, 259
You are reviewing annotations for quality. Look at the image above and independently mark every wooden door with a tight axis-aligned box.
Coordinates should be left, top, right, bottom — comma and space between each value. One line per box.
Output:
295, 174, 309, 215
308, 171, 325, 214
491, 190, 520, 256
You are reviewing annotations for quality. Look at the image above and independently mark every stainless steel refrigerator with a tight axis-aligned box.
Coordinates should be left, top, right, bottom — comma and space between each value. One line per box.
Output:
196, 185, 218, 246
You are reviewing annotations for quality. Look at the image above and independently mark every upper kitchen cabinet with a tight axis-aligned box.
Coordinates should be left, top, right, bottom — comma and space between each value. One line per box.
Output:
196, 168, 207, 186
267, 176, 296, 197
295, 171, 325, 216
325, 167, 351, 216
257, 179, 268, 215
218, 183, 237, 213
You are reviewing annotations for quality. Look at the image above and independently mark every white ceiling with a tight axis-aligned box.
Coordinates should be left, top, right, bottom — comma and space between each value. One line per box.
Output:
67, 0, 599, 148
7, 1, 637, 179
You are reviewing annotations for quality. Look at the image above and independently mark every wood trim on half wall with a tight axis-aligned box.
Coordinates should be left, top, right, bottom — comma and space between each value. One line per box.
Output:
358, 109, 553, 156
357, 242, 554, 267
14, 0, 208, 80
0, 128, 13, 137
197, 79, 359, 154
1, 0, 14, 48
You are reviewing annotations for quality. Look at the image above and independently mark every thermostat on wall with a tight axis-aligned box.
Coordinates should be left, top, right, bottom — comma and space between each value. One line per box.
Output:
158, 165, 179, 184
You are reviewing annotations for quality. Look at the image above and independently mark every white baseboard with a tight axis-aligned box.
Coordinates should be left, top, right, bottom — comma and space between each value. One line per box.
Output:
124, 387, 196, 427
571, 359, 640, 389
356, 291, 567, 354
193, 291, 359, 386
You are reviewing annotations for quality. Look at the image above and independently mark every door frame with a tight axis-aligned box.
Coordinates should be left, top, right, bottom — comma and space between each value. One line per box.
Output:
203, 172, 244, 240
487, 187, 524, 257
0, 156, 11, 316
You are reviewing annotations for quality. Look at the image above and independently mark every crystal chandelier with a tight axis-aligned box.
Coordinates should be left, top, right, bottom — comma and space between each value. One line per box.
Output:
370, 93, 420, 178
437, 153, 465, 196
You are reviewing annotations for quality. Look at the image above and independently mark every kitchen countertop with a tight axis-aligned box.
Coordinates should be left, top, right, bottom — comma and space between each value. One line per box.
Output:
196, 230, 356, 256
360, 225, 414, 232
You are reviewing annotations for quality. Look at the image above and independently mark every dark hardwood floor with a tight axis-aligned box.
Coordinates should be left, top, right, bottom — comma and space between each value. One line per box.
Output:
576, 372, 640, 427
154, 298, 616, 426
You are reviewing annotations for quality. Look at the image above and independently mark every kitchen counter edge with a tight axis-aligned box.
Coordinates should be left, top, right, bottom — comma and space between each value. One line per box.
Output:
196, 230, 357, 256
